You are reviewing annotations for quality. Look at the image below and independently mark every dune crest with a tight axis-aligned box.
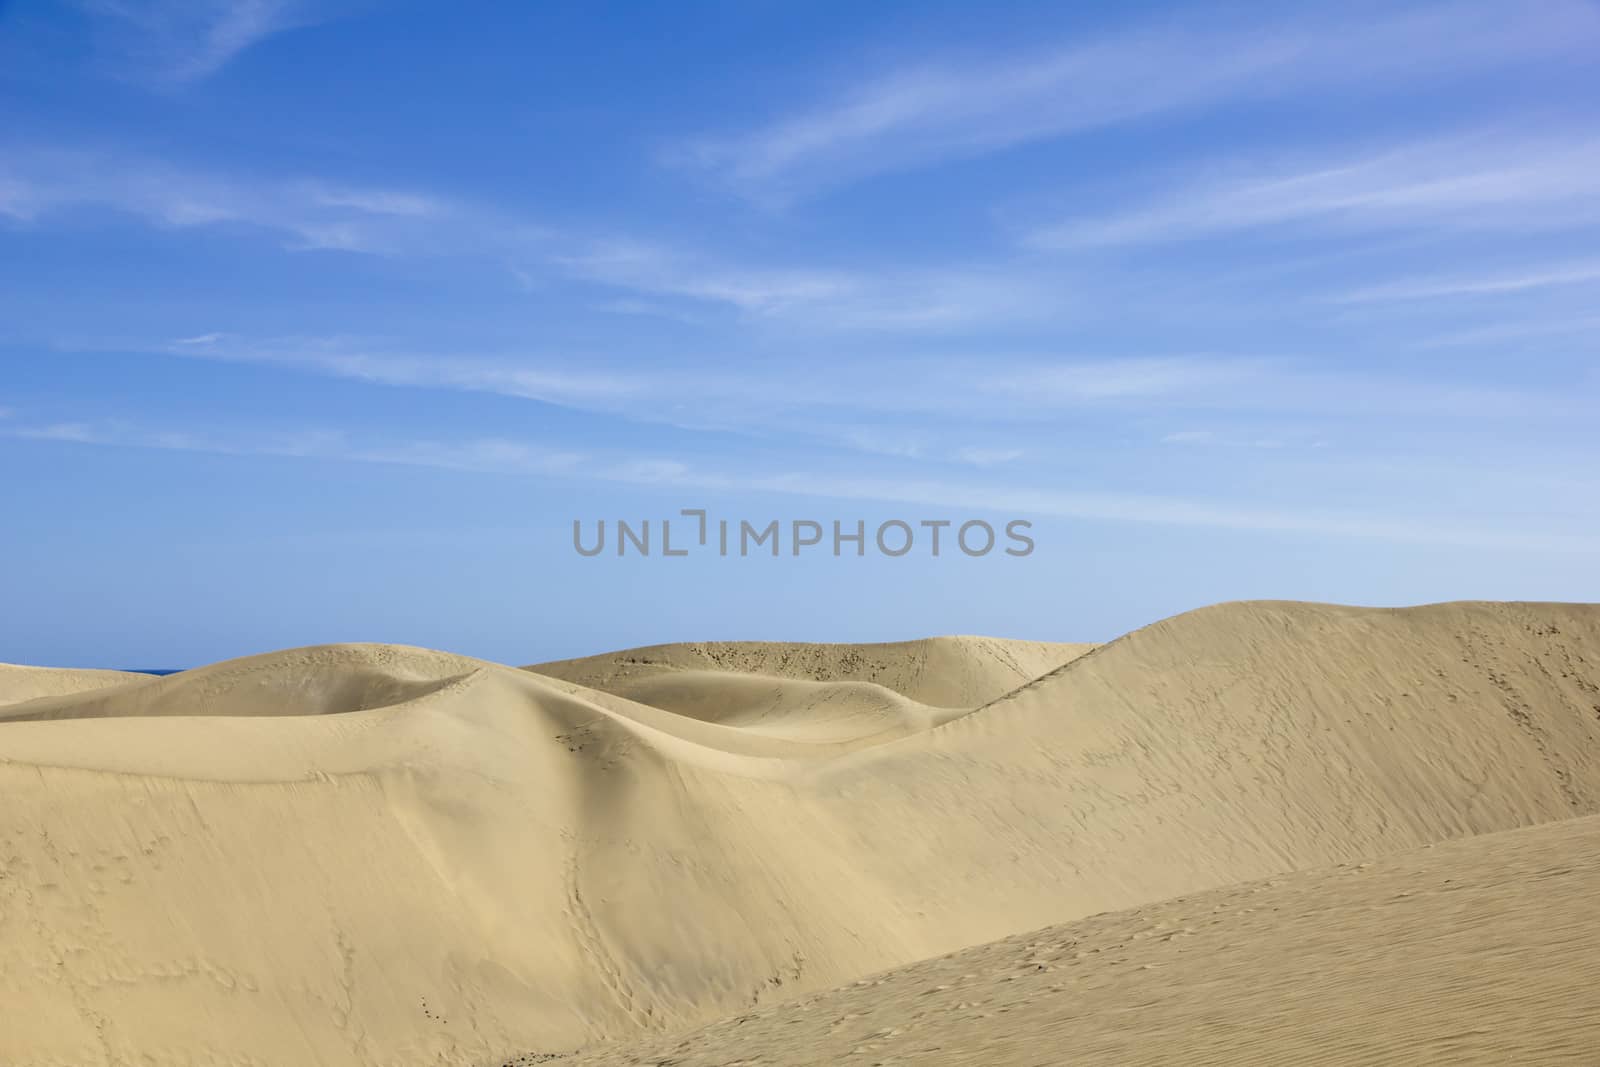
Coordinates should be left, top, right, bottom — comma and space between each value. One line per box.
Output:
528, 634, 1096, 708
0, 663, 150, 708
2, 601, 1598, 1065
0, 644, 486, 724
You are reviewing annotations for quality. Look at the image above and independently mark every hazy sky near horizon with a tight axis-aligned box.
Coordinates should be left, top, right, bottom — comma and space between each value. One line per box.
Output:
3, 0, 1599, 667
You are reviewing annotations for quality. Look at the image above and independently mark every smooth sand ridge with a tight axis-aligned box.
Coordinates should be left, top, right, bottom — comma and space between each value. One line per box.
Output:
557, 671, 965, 747
1, 602, 1599, 1065
0, 663, 151, 708
567, 812, 1600, 1067
523, 636, 1096, 747
0, 644, 491, 724
528, 635, 1096, 709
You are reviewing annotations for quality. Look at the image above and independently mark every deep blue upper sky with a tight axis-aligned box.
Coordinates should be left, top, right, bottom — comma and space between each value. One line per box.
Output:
3, 0, 1598, 667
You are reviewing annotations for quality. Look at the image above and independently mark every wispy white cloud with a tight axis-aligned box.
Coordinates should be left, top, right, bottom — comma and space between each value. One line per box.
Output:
0, 176, 35, 221
720, 471, 1600, 553
5, 411, 1594, 553
0, 147, 461, 253
980, 358, 1258, 402
1159, 429, 1329, 450
829, 428, 928, 461
78, 0, 326, 84
305, 187, 439, 217
144, 335, 1590, 436
672, 1, 1600, 200
1414, 314, 1600, 349
162, 334, 645, 410
587, 297, 711, 326
1, 145, 1054, 329
0, 415, 589, 475
1161, 430, 1217, 445
152, 337, 1245, 425
553, 238, 1058, 329
953, 446, 1026, 467
555, 239, 854, 314
1336, 260, 1600, 303
780, 426, 1027, 467
9, 421, 105, 444
1030, 133, 1600, 247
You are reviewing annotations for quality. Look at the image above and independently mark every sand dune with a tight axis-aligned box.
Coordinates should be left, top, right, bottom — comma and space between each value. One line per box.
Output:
571, 813, 1600, 1066
562, 670, 962, 747
528, 634, 1095, 708
0, 644, 486, 723
0, 663, 150, 708
2, 601, 1598, 1065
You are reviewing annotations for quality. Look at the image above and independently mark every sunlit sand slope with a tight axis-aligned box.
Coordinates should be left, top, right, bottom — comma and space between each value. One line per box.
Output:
569, 813, 1600, 1066
1, 601, 1597, 1065
0, 644, 485, 723
0, 663, 149, 709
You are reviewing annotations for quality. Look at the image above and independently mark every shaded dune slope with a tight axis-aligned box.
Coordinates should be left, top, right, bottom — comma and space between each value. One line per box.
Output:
574, 670, 962, 746
1, 602, 1598, 1066
571, 813, 1600, 1067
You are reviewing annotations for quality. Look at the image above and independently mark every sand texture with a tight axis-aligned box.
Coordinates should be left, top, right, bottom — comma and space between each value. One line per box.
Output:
570, 813, 1600, 1066
2, 601, 1598, 1065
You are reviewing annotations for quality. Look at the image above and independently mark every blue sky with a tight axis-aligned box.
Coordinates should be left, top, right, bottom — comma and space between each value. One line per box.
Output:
3, 0, 1599, 667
